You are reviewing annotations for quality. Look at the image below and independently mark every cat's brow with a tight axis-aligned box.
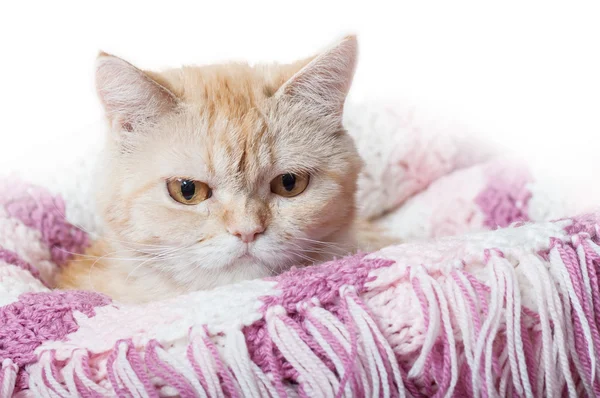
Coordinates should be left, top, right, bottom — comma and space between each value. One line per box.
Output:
235, 117, 268, 175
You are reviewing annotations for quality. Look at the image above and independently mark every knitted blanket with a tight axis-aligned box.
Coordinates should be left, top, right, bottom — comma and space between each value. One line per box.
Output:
1, 102, 598, 397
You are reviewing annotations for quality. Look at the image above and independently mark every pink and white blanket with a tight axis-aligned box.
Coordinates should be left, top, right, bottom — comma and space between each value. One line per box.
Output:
0, 102, 598, 397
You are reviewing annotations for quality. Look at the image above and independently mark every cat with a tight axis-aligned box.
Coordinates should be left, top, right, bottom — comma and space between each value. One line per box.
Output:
57, 36, 395, 303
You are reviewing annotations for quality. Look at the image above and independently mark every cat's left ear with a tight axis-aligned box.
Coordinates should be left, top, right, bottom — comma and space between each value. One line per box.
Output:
276, 35, 358, 118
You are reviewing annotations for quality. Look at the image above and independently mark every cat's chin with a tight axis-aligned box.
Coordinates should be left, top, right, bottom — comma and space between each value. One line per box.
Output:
166, 255, 276, 292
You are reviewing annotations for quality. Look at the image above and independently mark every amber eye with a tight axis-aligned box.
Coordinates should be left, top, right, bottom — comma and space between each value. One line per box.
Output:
167, 179, 212, 205
270, 173, 310, 197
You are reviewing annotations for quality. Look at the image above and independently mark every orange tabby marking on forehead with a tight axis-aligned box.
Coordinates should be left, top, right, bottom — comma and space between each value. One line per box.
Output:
147, 59, 311, 120
152, 64, 285, 186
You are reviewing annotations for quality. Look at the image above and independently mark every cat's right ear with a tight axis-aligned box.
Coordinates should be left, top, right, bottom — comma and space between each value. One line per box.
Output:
95, 52, 177, 133
275, 36, 357, 119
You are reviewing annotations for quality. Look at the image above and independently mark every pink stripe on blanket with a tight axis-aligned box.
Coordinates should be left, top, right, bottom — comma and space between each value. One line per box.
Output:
0, 290, 111, 368
0, 247, 44, 284
564, 212, 600, 236
0, 179, 89, 265
475, 161, 532, 229
0, 212, 58, 283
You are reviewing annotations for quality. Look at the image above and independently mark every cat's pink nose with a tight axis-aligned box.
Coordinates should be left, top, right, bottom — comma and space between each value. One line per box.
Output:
227, 224, 265, 243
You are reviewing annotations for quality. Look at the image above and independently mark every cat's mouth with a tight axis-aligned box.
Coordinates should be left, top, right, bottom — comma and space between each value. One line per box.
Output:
238, 243, 255, 259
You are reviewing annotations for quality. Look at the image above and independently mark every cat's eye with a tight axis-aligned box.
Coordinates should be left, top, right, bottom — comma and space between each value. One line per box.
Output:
270, 173, 309, 197
167, 178, 212, 205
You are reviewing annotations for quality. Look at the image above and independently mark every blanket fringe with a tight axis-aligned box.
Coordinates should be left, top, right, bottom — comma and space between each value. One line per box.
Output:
7, 224, 600, 397
0, 359, 17, 398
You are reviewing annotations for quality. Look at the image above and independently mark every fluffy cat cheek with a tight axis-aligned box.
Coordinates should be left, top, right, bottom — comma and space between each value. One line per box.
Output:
123, 202, 215, 243
279, 193, 353, 238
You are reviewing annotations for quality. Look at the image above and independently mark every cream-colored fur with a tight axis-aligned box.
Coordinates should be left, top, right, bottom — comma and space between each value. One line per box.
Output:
58, 36, 393, 303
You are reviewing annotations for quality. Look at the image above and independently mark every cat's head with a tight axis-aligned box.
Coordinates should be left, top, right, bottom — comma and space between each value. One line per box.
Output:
94, 36, 361, 289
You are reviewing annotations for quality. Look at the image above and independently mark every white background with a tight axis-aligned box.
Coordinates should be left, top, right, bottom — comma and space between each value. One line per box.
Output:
0, 1, 598, 181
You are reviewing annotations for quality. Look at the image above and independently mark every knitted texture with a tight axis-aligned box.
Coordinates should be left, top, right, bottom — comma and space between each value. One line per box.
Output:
0, 101, 598, 397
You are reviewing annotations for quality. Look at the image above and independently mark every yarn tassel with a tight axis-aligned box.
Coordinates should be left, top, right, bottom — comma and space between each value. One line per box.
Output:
524, 251, 578, 396
342, 287, 406, 398
342, 294, 383, 396
498, 253, 534, 397
198, 326, 241, 398
470, 254, 503, 397
0, 359, 17, 398
223, 329, 274, 397
445, 277, 472, 395
300, 302, 354, 398
266, 305, 339, 397
307, 302, 370, 397
447, 271, 481, 394
338, 294, 371, 398
262, 332, 289, 398
144, 340, 205, 398
549, 244, 594, 396
27, 362, 51, 398
410, 266, 460, 397
577, 238, 600, 361
62, 349, 109, 397
497, 344, 511, 397
27, 351, 71, 398
408, 268, 440, 382
426, 275, 458, 398
571, 235, 600, 395
106, 340, 158, 398
580, 237, 600, 384
187, 328, 226, 398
